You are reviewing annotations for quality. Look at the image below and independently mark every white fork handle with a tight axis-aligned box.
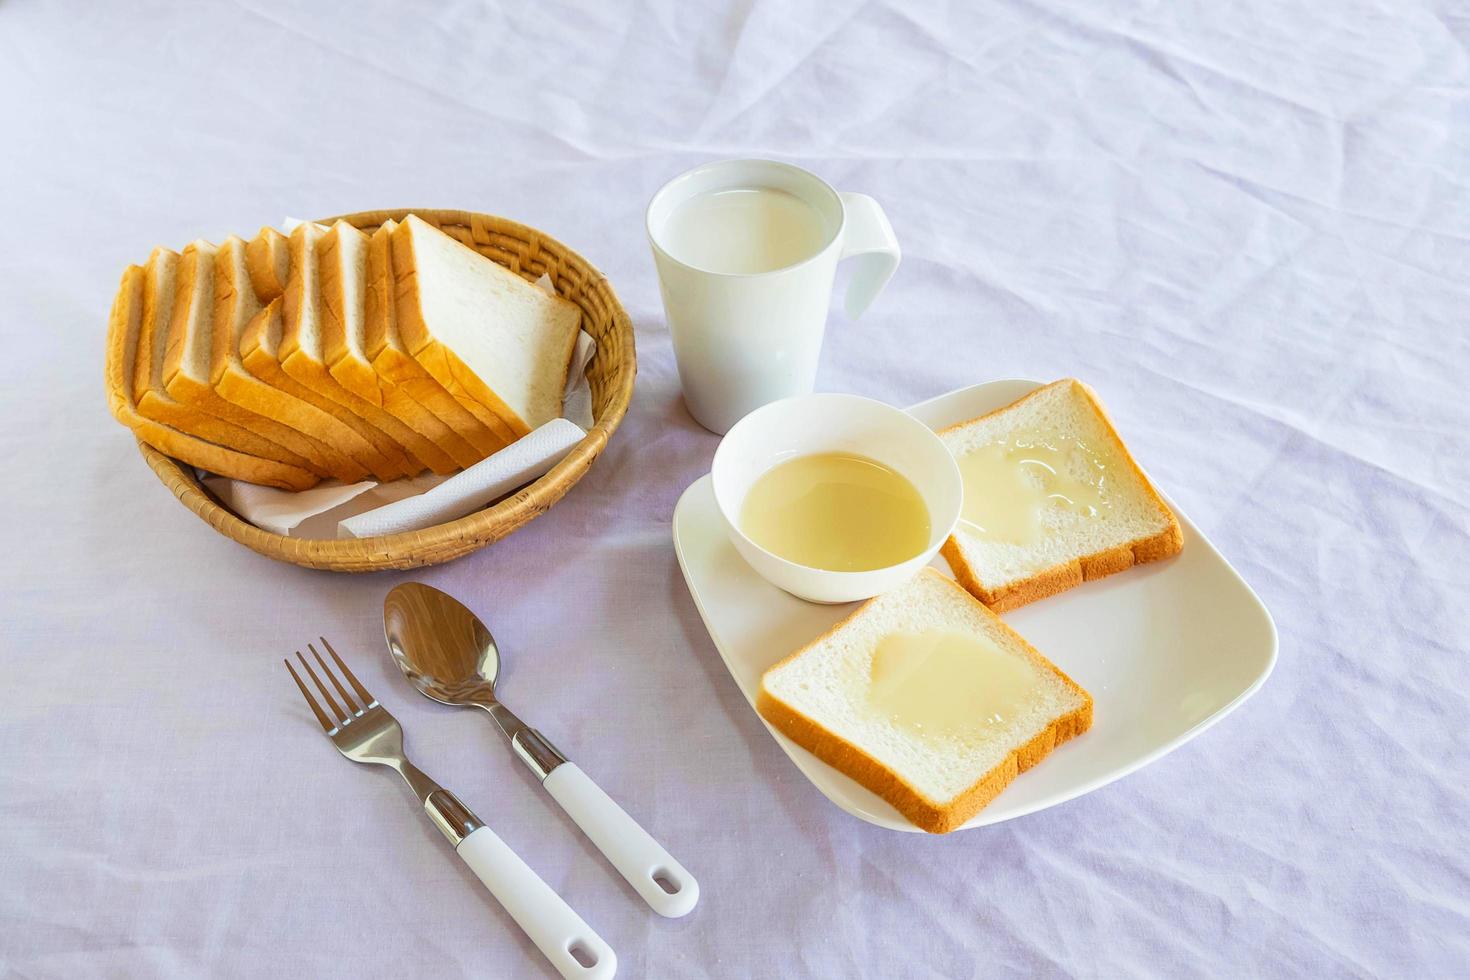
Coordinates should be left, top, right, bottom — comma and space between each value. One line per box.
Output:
543, 763, 699, 918
456, 825, 616, 980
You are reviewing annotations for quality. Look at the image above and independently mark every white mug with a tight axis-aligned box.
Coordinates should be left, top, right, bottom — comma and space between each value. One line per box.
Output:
646, 159, 901, 434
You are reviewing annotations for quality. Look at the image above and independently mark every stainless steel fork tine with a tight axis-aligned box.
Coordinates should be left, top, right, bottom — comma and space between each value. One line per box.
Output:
309, 643, 360, 715
296, 650, 348, 725
284, 658, 336, 733
319, 636, 376, 707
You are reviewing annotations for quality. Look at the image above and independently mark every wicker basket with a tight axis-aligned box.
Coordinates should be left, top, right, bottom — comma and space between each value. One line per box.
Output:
137, 208, 636, 572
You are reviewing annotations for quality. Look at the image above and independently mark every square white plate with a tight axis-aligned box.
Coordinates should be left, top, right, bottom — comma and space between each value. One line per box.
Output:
672, 379, 1278, 832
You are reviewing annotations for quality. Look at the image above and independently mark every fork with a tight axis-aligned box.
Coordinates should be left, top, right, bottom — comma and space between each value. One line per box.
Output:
286, 638, 616, 980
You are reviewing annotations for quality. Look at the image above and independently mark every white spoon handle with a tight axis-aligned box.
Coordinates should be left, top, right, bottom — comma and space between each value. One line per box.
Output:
543, 763, 700, 918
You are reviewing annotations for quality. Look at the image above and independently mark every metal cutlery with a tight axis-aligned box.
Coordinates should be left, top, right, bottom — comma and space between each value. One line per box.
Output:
384, 583, 699, 918
285, 638, 616, 980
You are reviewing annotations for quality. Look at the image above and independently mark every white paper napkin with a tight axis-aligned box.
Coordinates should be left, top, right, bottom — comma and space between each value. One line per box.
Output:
337, 416, 587, 538
201, 260, 597, 540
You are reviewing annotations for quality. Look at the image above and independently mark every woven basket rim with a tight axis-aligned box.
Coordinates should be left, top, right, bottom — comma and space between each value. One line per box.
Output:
136, 207, 635, 571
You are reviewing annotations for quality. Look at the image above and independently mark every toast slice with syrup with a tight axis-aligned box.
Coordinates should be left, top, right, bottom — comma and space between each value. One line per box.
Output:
757, 569, 1092, 833
939, 379, 1182, 611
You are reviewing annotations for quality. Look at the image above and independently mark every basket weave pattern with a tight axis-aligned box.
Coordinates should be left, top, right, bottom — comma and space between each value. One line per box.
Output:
138, 208, 636, 571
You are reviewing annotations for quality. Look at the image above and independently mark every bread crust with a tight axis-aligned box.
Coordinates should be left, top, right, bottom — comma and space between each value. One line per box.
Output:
940, 379, 1184, 612
390, 215, 578, 441
237, 299, 412, 481
390, 219, 526, 441
208, 239, 372, 482
319, 221, 483, 469
756, 569, 1093, 834
135, 246, 317, 471
278, 223, 454, 475
106, 265, 319, 491
364, 221, 508, 458
245, 226, 289, 303
163, 239, 362, 478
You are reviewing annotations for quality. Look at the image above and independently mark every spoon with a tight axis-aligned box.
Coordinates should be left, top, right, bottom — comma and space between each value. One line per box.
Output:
384, 582, 699, 918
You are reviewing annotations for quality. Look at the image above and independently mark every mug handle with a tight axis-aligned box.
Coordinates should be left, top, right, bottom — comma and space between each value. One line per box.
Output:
838, 192, 901, 319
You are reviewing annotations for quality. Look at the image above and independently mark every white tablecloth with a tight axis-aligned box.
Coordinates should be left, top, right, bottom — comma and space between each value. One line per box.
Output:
3, 1, 1466, 976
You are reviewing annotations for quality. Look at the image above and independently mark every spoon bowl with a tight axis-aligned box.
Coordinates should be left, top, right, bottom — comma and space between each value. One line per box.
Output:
385, 582, 502, 705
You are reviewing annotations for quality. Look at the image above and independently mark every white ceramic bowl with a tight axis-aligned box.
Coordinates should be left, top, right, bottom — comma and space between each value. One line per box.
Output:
710, 393, 962, 603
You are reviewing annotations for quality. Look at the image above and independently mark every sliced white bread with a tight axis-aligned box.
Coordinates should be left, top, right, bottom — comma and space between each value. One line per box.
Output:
161, 239, 354, 477
939, 379, 1183, 611
757, 568, 1092, 834
207, 236, 374, 483
238, 298, 412, 480
364, 220, 507, 458
130, 247, 180, 414
106, 264, 318, 491
318, 220, 482, 469
245, 226, 290, 303
391, 213, 579, 439
278, 222, 456, 475
133, 245, 312, 470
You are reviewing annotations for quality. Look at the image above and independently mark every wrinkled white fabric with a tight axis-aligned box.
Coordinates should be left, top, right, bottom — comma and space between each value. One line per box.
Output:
1, 1, 1467, 977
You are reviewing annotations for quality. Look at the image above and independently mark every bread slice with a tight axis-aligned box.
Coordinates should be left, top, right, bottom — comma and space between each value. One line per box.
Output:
238, 298, 414, 480
391, 213, 579, 439
277, 222, 458, 475
318, 220, 483, 469
245, 226, 290, 303
939, 380, 1183, 611
106, 264, 318, 491
208, 236, 377, 483
757, 569, 1092, 834
364, 220, 508, 458
161, 238, 356, 478
133, 245, 313, 470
